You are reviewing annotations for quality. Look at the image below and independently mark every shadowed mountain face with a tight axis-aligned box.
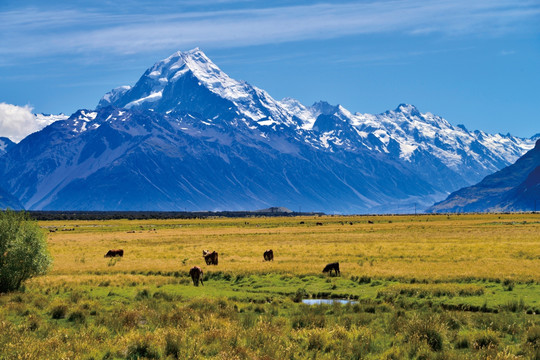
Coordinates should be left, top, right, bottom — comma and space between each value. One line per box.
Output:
0, 137, 15, 156
428, 139, 540, 213
0, 49, 535, 213
0, 185, 23, 210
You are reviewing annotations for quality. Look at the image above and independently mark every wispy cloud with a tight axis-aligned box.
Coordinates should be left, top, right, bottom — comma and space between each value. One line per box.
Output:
1, 0, 539, 61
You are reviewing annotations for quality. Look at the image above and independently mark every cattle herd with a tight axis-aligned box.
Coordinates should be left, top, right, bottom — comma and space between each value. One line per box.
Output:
103, 248, 340, 287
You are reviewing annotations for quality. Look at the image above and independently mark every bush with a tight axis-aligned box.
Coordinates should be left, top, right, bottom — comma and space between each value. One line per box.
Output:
51, 304, 68, 319
405, 315, 445, 352
126, 334, 161, 359
526, 326, 540, 348
472, 330, 499, 350
67, 310, 86, 323
0, 210, 52, 292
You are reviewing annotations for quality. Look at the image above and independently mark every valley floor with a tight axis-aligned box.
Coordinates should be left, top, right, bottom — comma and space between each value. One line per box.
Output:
1, 214, 539, 359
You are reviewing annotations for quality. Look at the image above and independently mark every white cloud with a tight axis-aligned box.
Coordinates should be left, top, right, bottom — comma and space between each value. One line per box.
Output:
0, 0, 538, 59
0, 103, 59, 142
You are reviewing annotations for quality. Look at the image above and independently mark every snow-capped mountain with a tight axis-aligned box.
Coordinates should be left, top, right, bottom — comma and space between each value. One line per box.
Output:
428, 139, 540, 213
0, 48, 535, 212
35, 113, 69, 127
98, 48, 301, 128
98, 48, 533, 180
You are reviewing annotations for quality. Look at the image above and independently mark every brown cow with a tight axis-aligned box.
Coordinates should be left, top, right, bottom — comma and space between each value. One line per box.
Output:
263, 249, 274, 261
322, 262, 340, 276
204, 251, 218, 265
189, 266, 204, 286
104, 249, 124, 258
316, 222, 323, 226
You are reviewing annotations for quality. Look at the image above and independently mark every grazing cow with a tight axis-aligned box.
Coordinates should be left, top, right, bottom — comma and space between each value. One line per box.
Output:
204, 251, 219, 265
322, 262, 340, 276
316, 222, 323, 226
189, 266, 204, 286
263, 249, 274, 261
104, 249, 124, 258
368, 220, 374, 224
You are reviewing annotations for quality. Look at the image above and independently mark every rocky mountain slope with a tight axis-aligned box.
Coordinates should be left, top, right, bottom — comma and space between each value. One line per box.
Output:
0, 137, 14, 156
0, 49, 535, 212
428, 139, 540, 213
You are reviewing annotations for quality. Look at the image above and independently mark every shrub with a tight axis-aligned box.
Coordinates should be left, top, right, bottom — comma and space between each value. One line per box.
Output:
501, 298, 526, 313
164, 333, 182, 359
405, 315, 445, 352
126, 334, 161, 359
526, 326, 540, 348
0, 210, 52, 292
455, 334, 471, 349
472, 330, 499, 350
67, 310, 86, 323
51, 304, 68, 319
292, 287, 307, 303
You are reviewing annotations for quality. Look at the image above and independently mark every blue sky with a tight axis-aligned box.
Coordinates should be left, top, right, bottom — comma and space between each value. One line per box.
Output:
0, 0, 539, 138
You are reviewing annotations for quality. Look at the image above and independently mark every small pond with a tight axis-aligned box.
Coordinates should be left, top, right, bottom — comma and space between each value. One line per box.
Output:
302, 299, 357, 305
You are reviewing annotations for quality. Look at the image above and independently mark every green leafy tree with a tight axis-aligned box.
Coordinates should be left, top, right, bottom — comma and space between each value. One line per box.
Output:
0, 210, 52, 292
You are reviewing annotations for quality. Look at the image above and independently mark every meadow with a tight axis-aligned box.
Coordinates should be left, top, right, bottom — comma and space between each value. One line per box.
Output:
0, 213, 539, 359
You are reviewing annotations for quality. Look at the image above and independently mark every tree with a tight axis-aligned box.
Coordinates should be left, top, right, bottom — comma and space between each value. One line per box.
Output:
0, 210, 52, 292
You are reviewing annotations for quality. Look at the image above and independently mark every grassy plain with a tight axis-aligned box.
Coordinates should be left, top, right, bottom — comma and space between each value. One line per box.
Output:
0, 213, 539, 359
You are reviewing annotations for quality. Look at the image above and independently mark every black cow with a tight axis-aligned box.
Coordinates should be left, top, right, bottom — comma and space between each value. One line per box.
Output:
189, 266, 204, 286
204, 251, 219, 265
322, 262, 340, 276
104, 249, 124, 258
263, 249, 274, 261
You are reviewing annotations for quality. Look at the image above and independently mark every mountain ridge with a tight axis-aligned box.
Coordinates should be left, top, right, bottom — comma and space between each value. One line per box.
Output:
428, 139, 540, 213
0, 48, 536, 213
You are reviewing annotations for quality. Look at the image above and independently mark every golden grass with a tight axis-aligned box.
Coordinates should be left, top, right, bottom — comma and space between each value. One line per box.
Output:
37, 213, 540, 286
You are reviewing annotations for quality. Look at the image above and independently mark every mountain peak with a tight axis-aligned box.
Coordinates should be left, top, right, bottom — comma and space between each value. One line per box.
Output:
311, 101, 339, 116
145, 47, 222, 85
395, 103, 420, 116
98, 47, 248, 111
161, 47, 213, 71
97, 48, 300, 126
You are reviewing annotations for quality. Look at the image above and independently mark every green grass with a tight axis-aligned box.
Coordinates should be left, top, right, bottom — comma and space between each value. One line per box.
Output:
1, 214, 539, 359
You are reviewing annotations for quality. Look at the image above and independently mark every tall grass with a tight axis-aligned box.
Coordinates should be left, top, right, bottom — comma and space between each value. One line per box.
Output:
0, 213, 537, 358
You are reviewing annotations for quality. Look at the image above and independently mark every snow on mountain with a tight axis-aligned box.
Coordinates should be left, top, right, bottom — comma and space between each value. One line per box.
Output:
98, 48, 534, 177
98, 48, 299, 127
0, 48, 535, 213
35, 113, 68, 128
97, 86, 132, 109
428, 139, 540, 213
340, 104, 534, 176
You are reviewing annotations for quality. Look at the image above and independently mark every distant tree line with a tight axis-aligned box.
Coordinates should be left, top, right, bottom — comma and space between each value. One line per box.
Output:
26, 210, 324, 221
